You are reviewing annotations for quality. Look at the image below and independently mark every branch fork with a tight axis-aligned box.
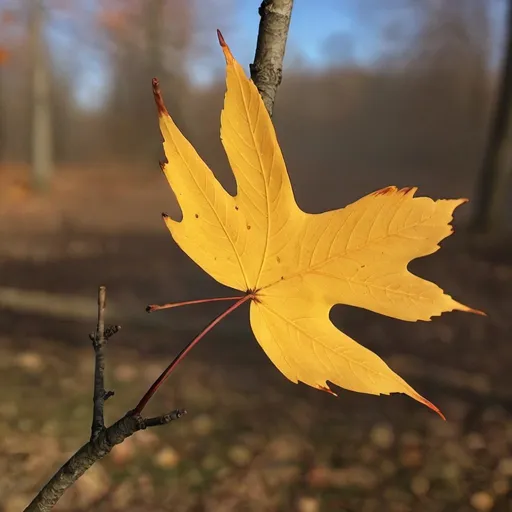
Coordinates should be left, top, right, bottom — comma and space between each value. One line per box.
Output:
24, 287, 186, 512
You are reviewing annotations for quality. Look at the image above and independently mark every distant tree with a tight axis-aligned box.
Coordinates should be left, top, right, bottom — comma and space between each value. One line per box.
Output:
472, 0, 512, 232
29, 0, 53, 191
407, 0, 490, 123
0, 45, 8, 161
0, 7, 14, 161
100, 0, 192, 162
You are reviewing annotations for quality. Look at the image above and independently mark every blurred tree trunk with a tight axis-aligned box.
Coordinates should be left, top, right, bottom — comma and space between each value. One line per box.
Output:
472, 0, 512, 233
145, 0, 167, 160
146, 0, 165, 81
0, 20, 10, 161
0, 59, 4, 161
103, 0, 190, 163
464, 0, 490, 132
145, 0, 189, 135
30, 0, 53, 191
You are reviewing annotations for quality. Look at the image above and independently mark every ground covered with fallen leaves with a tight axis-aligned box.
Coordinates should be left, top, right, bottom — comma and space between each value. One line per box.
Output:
1, 166, 512, 511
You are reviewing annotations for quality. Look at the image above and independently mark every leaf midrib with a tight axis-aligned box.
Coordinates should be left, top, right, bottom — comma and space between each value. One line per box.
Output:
230, 66, 272, 290
163, 122, 250, 290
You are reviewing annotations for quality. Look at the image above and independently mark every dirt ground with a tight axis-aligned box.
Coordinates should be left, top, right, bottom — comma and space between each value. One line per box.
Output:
1, 164, 512, 512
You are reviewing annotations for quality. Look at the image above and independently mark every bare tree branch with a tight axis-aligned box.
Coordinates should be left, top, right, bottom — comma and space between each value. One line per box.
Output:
250, 0, 294, 116
24, 409, 185, 512
24, 287, 186, 512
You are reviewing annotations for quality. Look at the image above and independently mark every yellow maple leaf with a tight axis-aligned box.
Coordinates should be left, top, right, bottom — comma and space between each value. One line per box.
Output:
152, 32, 484, 418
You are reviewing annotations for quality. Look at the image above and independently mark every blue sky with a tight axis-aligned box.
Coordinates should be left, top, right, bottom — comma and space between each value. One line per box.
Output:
47, 0, 507, 110
232, 0, 415, 69
169, 0, 425, 86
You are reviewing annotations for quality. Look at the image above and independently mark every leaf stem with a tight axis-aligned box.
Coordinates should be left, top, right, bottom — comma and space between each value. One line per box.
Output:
146, 295, 245, 312
133, 294, 253, 414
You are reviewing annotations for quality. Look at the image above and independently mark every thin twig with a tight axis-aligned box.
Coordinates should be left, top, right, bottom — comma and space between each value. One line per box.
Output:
144, 409, 185, 428
91, 286, 108, 440
250, 0, 294, 116
24, 287, 185, 512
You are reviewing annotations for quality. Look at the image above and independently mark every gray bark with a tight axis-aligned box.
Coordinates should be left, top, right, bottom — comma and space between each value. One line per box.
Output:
250, 0, 294, 116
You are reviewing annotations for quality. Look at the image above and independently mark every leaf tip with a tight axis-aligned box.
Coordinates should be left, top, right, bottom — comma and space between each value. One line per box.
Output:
411, 390, 445, 420
216, 29, 226, 47
162, 212, 169, 219
461, 304, 487, 317
448, 297, 485, 317
152, 77, 168, 116
217, 29, 234, 63
433, 407, 446, 421
317, 384, 337, 396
